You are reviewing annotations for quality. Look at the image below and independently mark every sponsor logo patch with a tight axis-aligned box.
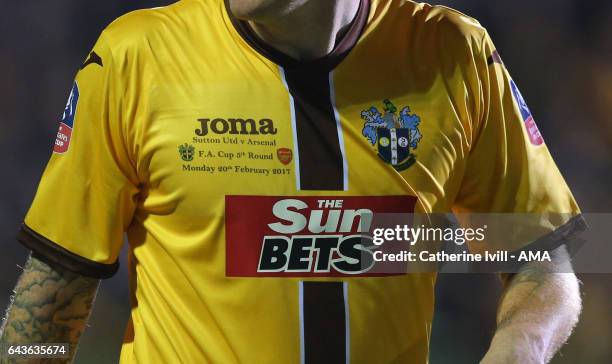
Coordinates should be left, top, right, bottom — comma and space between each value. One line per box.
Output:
53, 82, 79, 154
80, 51, 103, 70
225, 195, 417, 277
510, 80, 544, 146
487, 50, 504, 66
195, 117, 277, 137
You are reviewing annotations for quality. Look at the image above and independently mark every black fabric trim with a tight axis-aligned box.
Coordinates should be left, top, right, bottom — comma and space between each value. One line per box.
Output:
470, 214, 589, 273
284, 68, 344, 191
512, 214, 588, 255
224, 0, 370, 71
17, 224, 119, 279
302, 282, 346, 364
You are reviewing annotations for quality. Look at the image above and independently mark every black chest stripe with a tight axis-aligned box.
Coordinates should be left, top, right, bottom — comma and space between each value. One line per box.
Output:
301, 281, 348, 364
283, 69, 345, 191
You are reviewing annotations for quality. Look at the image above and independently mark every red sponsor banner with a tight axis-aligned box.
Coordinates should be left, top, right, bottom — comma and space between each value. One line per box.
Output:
225, 195, 417, 277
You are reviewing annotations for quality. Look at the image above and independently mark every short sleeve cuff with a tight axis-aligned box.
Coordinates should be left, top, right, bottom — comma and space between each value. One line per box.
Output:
512, 214, 588, 255
17, 223, 119, 279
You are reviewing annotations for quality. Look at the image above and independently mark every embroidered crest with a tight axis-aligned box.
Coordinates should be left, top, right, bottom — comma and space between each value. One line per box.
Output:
361, 99, 422, 171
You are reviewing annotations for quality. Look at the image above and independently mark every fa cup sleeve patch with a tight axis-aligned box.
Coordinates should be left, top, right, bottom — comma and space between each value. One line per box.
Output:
53, 82, 79, 154
510, 80, 544, 146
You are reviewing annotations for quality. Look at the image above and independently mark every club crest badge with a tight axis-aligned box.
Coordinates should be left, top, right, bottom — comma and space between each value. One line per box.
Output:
277, 148, 293, 165
179, 143, 195, 162
361, 99, 422, 171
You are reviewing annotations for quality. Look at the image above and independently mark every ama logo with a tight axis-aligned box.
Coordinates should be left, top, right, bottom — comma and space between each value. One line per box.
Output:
53, 82, 79, 154
510, 80, 544, 146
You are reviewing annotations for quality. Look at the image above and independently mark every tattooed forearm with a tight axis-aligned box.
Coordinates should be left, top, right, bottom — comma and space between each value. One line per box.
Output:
0, 254, 99, 363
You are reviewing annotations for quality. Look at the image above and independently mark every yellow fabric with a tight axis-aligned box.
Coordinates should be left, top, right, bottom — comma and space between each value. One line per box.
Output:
25, 33, 139, 265
23, 0, 580, 363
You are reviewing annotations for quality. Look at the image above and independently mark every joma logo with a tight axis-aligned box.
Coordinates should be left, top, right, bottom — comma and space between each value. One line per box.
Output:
195, 118, 277, 136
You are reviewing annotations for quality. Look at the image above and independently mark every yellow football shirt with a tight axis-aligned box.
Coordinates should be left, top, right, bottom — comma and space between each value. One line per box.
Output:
18, 0, 584, 363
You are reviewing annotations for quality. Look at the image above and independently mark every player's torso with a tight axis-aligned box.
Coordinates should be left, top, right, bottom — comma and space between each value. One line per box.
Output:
117, 0, 474, 363
129, 0, 473, 219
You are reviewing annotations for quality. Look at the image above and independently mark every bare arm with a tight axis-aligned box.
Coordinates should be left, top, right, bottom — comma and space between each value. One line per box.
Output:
481, 246, 582, 364
0, 254, 99, 363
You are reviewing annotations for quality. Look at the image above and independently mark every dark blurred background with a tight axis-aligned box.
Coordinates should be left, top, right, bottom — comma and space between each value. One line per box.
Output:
1, 1, 610, 363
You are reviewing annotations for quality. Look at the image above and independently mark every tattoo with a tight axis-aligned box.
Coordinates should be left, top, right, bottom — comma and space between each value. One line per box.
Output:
0, 255, 99, 363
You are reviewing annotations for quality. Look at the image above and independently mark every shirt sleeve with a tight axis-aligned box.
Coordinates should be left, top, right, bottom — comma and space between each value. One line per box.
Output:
452, 30, 587, 254
18, 32, 139, 278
